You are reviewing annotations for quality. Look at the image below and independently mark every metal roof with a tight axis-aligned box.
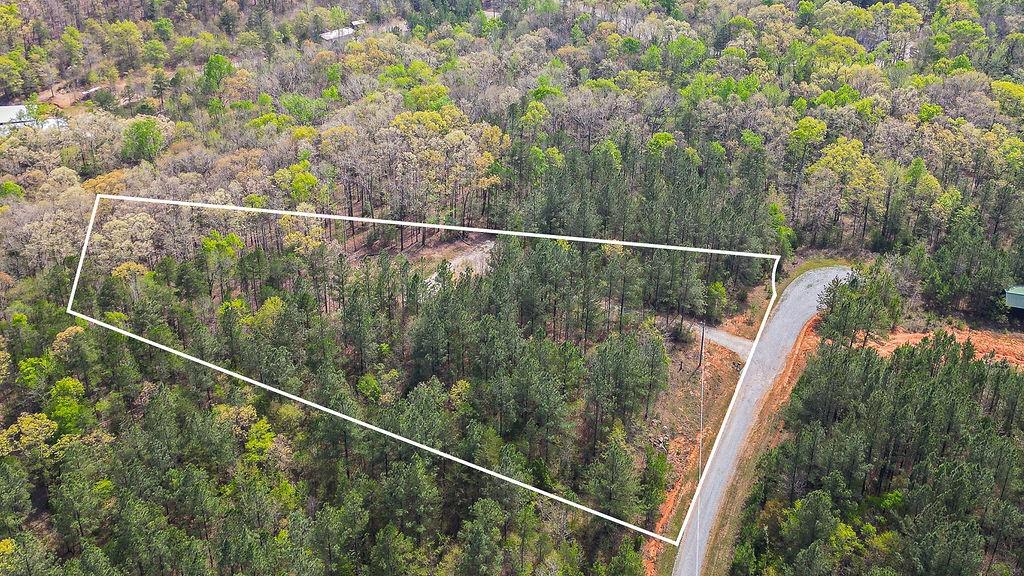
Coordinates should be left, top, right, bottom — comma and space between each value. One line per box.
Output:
0, 105, 30, 125
0, 105, 65, 132
320, 27, 354, 41
1007, 286, 1024, 296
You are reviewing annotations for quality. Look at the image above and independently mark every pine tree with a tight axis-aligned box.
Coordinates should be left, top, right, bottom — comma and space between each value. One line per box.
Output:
455, 498, 507, 576
586, 426, 641, 522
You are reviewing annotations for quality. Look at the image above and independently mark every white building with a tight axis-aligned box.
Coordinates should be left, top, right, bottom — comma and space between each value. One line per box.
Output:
0, 105, 32, 128
0, 105, 64, 133
320, 27, 355, 42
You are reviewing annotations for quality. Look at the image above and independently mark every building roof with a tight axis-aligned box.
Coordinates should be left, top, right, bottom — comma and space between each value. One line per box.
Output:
0, 104, 66, 132
320, 27, 355, 41
1007, 286, 1024, 296
0, 105, 30, 125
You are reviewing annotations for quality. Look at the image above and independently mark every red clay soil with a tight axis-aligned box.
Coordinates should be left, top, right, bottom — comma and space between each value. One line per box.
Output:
870, 327, 1024, 367
719, 288, 770, 341
642, 439, 698, 575
641, 343, 742, 575
765, 315, 822, 443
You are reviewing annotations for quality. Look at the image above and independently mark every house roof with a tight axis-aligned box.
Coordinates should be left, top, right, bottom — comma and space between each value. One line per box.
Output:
1007, 286, 1024, 296
0, 105, 30, 125
320, 27, 354, 41
0, 105, 66, 132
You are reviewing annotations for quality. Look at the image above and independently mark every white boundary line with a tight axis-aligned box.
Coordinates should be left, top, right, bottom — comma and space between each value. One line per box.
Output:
678, 258, 778, 565
67, 193, 781, 547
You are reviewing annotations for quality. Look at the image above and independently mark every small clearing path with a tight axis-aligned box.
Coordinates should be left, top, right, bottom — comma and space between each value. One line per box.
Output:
423, 238, 494, 287
681, 323, 753, 359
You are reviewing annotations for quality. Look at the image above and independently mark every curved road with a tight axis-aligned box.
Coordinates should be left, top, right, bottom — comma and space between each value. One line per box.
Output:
673, 266, 852, 576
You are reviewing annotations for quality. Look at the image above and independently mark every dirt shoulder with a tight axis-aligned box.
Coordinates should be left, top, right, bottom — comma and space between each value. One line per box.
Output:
698, 315, 822, 576
642, 341, 742, 575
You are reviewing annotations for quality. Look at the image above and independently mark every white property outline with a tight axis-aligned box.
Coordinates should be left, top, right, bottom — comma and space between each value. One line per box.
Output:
67, 193, 781, 547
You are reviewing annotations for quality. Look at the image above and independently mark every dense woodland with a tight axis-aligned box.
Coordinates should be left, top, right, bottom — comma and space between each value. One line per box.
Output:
0, 0, 1023, 574
731, 267, 1024, 575
70, 202, 733, 528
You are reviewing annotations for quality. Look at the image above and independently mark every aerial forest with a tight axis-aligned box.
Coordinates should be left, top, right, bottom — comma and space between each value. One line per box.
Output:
0, 0, 1022, 574
731, 269, 1024, 575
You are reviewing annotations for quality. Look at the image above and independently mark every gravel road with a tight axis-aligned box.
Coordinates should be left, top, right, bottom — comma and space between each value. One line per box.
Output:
685, 323, 754, 359
672, 266, 852, 576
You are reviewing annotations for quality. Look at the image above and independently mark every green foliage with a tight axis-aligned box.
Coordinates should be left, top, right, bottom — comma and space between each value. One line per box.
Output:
121, 118, 164, 163
769, 203, 796, 258
814, 84, 860, 107
142, 39, 168, 67
404, 83, 451, 111
108, 20, 143, 71
3, 1, 1024, 573
369, 525, 427, 576
647, 131, 676, 155
734, 279, 1024, 575
273, 159, 320, 203
919, 207, 1013, 317
529, 75, 563, 101
992, 80, 1024, 118
16, 355, 53, 394
705, 281, 728, 322
375, 456, 441, 542
918, 101, 944, 122
357, 372, 382, 402
201, 53, 233, 92
45, 377, 91, 435
279, 93, 327, 124
153, 18, 174, 41
243, 417, 274, 462
606, 540, 644, 576
640, 448, 668, 520
818, 263, 903, 343
665, 35, 706, 73
0, 180, 24, 199
455, 498, 506, 576
380, 60, 434, 89
586, 426, 641, 521
0, 459, 31, 538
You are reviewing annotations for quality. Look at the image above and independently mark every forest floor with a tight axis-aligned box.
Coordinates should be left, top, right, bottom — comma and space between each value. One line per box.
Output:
642, 340, 742, 574
340, 228, 493, 281
720, 285, 770, 341
418, 235, 494, 284
37, 80, 83, 108
38, 76, 135, 111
